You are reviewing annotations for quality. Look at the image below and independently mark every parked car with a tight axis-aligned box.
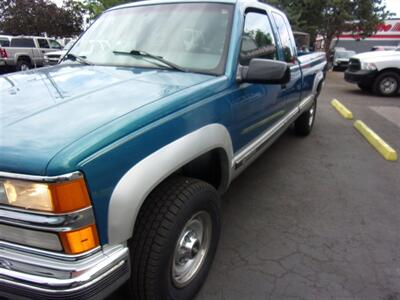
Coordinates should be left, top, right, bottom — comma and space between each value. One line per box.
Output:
371, 45, 398, 51
0, 1, 326, 299
332, 50, 356, 70
0, 35, 12, 47
0, 36, 62, 71
44, 39, 76, 65
345, 48, 400, 96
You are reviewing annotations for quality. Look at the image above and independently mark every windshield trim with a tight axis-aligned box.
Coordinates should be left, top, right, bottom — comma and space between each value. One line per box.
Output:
75, 2, 235, 76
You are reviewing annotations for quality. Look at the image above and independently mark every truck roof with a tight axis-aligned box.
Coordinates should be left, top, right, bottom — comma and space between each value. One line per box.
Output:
109, 0, 270, 11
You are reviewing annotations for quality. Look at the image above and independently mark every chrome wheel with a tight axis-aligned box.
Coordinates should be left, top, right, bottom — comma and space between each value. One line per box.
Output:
308, 102, 315, 127
20, 64, 30, 71
172, 211, 212, 288
379, 77, 398, 95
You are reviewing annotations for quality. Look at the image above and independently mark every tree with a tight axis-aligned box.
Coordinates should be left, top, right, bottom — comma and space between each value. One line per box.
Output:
83, 0, 132, 19
0, 0, 84, 37
265, 0, 391, 55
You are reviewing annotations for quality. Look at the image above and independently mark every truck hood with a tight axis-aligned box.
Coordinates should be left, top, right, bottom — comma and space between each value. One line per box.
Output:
352, 50, 400, 62
0, 64, 214, 175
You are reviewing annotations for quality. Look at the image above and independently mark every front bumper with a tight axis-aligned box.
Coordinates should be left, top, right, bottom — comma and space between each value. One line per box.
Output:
44, 58, 60, 66
0, 243, 130, 300
344, 69, 377, 85
333, 61, 349, 68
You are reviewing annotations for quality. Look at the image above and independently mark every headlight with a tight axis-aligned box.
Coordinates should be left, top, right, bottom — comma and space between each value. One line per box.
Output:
361, 62, 377, 70
0, 178, 91, 213
0, 175, 100, 254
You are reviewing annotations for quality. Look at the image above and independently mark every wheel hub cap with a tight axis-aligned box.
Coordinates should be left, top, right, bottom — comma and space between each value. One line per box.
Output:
172, 211, 212, 288
380, 77, 397, 94
176, 231, 200, 263
308, 103, 315, 127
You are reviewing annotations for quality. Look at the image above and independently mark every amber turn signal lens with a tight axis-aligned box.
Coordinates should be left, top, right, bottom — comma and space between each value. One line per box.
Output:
49, 178, 91, 213
59, 224, 99, 254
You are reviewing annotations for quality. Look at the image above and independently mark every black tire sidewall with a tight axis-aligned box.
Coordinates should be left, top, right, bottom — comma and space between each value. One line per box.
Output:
17, 60, 30, 71
157, 187, 220, 300
357, 82, 371, 92
374, 71, 400, 97
295, 97, 316, 136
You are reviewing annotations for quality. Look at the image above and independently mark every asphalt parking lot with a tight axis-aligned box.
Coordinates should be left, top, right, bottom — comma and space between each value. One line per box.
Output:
106, 71, 400, 300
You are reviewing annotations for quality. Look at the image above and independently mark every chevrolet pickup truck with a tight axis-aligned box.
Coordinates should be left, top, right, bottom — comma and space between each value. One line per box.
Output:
0, 1, 326, 299
345, 48, 400, 96
0, 36, 63, 71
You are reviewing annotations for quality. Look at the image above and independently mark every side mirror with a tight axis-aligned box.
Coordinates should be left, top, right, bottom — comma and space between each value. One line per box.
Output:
239, 58, 290, 85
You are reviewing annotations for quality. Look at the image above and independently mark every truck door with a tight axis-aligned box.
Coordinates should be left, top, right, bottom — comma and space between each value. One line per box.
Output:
37, 38, 51, 65
230, 10, 287, 151
271, 12, 302, 112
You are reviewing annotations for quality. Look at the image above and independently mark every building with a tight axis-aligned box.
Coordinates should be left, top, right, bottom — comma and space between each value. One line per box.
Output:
334, 19, 400, 53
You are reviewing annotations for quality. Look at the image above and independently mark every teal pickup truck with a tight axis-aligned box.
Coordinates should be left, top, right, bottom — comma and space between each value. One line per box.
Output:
0, 0, 326, 299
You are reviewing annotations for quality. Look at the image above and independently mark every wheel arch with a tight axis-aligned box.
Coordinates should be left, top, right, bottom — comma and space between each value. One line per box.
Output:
376, 68, 400, 77
107, 124, 233, 245
312, 70, 325, 97
16, 55, 32, 64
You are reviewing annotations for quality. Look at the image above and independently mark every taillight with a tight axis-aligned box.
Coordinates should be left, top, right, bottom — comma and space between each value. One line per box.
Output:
0, 48, 8, 58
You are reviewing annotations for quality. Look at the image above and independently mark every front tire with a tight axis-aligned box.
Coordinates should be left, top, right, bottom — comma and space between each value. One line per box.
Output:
16, 59, 31, 72
357, 82, 372, 92
129, 176, 221, 300
372, 71, 400, 97
294, 97, 317, 136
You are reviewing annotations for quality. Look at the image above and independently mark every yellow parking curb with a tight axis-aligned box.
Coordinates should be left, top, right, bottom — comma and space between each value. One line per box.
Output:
331, 99, 353, 120
354, 120, 398, 161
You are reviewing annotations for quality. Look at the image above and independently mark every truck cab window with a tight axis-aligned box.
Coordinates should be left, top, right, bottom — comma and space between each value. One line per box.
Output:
38, 38, 50, 49
49, 40, 62, 49
240, 11, 276, 66
272, 12, 296, 63
0, 38, 10, 47
10, 38, 35, 48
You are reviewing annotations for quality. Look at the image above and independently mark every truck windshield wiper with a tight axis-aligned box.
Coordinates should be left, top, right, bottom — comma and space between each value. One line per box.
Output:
63, 53, 93, 65
112, 49, 187, 72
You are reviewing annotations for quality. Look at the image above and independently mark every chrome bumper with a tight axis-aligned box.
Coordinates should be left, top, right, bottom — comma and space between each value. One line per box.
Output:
0, 242, 130, 300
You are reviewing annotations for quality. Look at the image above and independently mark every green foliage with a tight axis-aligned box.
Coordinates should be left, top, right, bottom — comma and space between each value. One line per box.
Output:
254, 30, 273, 47
264, 0, 391, 53
83, 0, 132, 19
0, 0, 85, 37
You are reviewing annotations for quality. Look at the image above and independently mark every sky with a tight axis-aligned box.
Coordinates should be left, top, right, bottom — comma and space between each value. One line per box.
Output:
51, 0, 399, 17
386, 0, 400, 17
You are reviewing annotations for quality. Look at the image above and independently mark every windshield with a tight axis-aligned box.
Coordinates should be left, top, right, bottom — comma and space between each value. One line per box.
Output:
67, 3, 234, 75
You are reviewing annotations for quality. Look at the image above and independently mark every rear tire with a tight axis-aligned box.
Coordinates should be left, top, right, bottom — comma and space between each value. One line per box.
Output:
16, 59, 31, 72
294, 97, 317, 136
128, 176, 221, 300
372, 71, 400, 97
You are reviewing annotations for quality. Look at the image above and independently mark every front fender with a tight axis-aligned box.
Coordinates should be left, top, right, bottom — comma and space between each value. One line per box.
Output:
107, 123, 233, 245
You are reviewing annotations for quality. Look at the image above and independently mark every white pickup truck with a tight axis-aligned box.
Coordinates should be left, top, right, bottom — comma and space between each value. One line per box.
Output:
345, 48, 400, 96
0, 36, 62, 71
